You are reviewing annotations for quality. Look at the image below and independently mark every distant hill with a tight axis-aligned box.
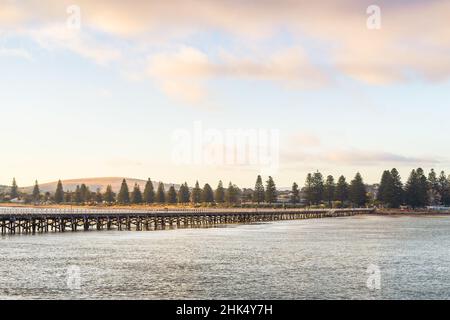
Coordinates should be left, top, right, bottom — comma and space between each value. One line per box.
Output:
21, 177, 179, 194
0, 185, 8, 193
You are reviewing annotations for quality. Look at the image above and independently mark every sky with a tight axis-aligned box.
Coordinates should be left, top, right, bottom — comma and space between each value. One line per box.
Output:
1, 0, 450, 188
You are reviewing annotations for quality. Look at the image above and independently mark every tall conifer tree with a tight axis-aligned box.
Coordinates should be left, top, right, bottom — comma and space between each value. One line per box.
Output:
104, 185, 115, 204
335, 175, 349, 204
54, 180, 64, 204
225, 182, 239, 204
304, 173, 314, 206
117, 179, 130, 204
265, 176, 277, 203
349, 173, 367, 207
438, 171, 450, 206
311, 171, 324, 205
177, 182, 190, 203
378, 170, 392, 204
324, 175, 336, 207
291, 182, 300, 204
202, 184, 214, 203
155, 182, 166, 203
390, 168, 404, 208
80, 184, 89, 203
95, 188, 103, 203
131, 183, 143, 204
32, 180, 40, 203
428, 169, 440, 205
214, 181, 225, 203
191, 181, 202, 203
167, 185, 177, 204
10, 178, 18, 199
143, 178, 155, 204
253, 175, 265, 203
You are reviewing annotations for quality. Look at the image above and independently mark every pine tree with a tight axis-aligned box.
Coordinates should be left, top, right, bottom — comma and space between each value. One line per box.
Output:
177, 184, 185, 203
10, 178, 18, 199
377, 168, 403, 208
95, 188, 103, 203
155, 182, 166, 203
225, 182, 239, 204
177, 182, 190, 203
335, 175, 349, 205
104, 185, 115, 204
265, 176, 277, 203
304, 173, 314, 206
80, 184, 89, 203
405, 168, 429, 208
349, 173, 367, 207
131, 183, 143, 204
428, 169, 440, 205
438, 171, 450, 206
143, 178, 155, 204
202, 183, 214, 203
167, 185, 177, 204
214, 181, 225, 203
311, 171, 324, 205
378, 169, 403, 208
377, 170, 392, 204
191, 181, 202, 204
54, 180, 64, 204
417, 168, 429, 207
117, 179, 130, 204
291, 182, 300, 204
73, 185, 82, 204
390, 168, 404, 208
428, 169, 439, 192
253, 175, 265, 203
324, 175, 335, 207
405, 169, 419, 208
32, 180, 40, 203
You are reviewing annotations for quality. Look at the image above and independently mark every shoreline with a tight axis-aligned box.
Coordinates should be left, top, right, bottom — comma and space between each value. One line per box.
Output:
375, 209, 450, 216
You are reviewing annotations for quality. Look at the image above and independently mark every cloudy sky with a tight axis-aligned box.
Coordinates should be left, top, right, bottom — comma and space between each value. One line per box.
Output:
1, 0, 449, 187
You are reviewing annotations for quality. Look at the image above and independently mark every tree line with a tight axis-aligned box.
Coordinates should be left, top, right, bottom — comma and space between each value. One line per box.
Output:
377, 168, 450, 208
2, 168, 450, 208
1, 178, 245, 206
300, 172, 367, 208
297, 167, 450, 209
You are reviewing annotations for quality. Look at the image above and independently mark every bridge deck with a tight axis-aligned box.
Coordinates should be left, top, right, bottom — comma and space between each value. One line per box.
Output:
0, 207, 375, 235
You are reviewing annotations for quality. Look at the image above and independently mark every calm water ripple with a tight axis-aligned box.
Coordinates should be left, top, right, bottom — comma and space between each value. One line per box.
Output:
1, 214, 449, 299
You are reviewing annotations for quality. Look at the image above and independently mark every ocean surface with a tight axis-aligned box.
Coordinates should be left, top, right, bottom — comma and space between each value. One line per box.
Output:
0, 214, 449, 299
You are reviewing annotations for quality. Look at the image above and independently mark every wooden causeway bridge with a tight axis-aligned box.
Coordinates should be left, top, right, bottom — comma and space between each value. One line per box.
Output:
0, 207, 374, 235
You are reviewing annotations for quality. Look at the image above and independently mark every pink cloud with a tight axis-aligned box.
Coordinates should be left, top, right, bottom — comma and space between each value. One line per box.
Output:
2, 0, 450, 102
